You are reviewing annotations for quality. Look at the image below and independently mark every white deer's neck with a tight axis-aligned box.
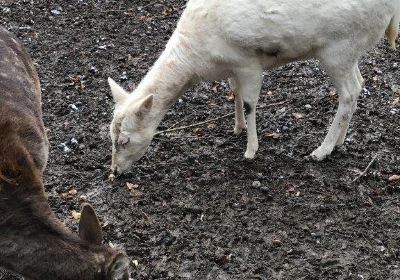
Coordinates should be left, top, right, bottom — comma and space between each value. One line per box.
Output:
133, 33, 195, 124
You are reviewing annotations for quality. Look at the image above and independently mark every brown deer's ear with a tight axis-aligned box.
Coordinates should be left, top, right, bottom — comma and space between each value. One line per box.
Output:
79, 203, 103, 245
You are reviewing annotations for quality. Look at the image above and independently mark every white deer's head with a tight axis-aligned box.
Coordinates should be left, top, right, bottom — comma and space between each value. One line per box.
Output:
108, 78, 155, 175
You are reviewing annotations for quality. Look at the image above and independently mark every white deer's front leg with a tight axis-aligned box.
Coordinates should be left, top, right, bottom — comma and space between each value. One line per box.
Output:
234, 67, 263, 159
228, 77, 246, 135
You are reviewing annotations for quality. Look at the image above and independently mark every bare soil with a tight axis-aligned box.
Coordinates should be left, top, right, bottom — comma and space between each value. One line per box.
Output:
1, 1, 399, 279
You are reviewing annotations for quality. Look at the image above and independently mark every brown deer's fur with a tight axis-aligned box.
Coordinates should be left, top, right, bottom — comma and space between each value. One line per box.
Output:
0, 27, 129, 280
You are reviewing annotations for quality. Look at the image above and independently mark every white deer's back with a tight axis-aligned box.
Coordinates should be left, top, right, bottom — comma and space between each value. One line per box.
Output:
177, 0, 399, 67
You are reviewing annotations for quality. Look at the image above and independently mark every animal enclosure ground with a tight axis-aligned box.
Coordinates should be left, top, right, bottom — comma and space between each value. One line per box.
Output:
1, 1, 400, 279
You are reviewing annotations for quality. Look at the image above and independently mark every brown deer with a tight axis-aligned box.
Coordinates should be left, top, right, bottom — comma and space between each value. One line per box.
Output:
0, 27, 130, 280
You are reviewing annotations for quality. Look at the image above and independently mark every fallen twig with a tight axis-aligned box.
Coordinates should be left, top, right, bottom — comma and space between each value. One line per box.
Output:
352, 153, 380, 183
155, 100, 287, 135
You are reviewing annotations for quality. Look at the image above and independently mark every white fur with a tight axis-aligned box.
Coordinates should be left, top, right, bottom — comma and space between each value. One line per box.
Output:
109, 0, 400, 174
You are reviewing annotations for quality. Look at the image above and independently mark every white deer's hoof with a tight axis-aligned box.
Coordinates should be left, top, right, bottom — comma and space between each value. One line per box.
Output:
244, 150, 256, 159
309, 147, 329, 161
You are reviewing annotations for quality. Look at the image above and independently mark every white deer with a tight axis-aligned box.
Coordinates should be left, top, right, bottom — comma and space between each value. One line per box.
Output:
108, 0, 399, 175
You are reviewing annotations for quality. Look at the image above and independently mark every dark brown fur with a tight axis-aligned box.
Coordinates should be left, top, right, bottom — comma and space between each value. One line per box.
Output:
0, 27, 129, 280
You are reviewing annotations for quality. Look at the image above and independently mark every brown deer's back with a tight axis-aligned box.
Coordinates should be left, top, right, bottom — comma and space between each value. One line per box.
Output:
0, 26, 48, 174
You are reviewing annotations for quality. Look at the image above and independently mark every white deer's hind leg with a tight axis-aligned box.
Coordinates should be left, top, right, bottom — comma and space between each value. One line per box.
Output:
311, 63, 359, 161
234, 66, 263, 159
229, 77, 246, 135
336, 64, 363, 146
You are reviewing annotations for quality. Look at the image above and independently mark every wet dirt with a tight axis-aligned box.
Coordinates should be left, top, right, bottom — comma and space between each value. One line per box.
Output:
0, 1, 399, 279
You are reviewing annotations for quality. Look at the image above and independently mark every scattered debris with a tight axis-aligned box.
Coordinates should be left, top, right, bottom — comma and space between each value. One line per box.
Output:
69, 104, 78, 111
207, 123, 216, 129
292, 113, 305, 119
155, 100, 287, 135
58, 142, 71, 153
127, 182, 142, 197
62, 189, 77, 200
252, 180, 261, 188
51, 9, 61, 15
226, 90, 235, 101
352, 153, 380, 183
120, 71, 128, 81
265, 132, 280, 139
388, 175, 400, 182
71, 210, 81, 220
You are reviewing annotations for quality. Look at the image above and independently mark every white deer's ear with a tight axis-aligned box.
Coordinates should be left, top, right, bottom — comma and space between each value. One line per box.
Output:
127, 94, 154, 119
108, 77, 128, 104
138, 94, 153, 112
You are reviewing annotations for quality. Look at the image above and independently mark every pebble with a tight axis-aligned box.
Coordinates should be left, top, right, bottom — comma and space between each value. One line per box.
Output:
120, 71, 128, 81
252, 180, 261, 187
51, 9, 61, 15
305, 104, 312, 109
69, 104, 78, 111
89, 66, 98, 74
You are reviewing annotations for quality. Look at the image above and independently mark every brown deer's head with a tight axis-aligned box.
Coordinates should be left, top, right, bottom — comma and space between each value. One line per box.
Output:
78, 204, 130, 280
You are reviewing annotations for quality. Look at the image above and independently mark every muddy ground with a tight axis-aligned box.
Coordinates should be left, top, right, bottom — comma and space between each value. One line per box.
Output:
1, 1, 400, 279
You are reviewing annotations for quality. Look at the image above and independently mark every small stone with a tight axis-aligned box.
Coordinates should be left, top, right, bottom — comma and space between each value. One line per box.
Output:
69, 104, 78, 111
120, 71, 128, 81
252, 180, 261, 187
51, 9, 61, 15
89, 66, 98, 74
305, 104, 312, 109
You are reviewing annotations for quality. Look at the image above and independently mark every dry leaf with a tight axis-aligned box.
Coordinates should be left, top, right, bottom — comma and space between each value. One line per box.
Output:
265, 132, 280, 139
71, 210, 81, 220
130, 189, 143, 198
226, 90, 235, 101
132, 260, 139, 267
392, 97, 399, 107
127, 182, 142, 197
193, 128, 204, 136
207, 123, 216, 129
127, 182, 139, 190
388, 175, 400, 182
292, 113, 304, 119
62, 188, 78, 200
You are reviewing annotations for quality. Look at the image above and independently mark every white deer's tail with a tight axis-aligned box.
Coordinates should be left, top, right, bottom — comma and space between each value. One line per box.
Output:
386, 15, 399, 49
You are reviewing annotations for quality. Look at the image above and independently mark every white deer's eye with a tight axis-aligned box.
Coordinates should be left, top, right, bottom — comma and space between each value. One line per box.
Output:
118, 133, 130, 147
